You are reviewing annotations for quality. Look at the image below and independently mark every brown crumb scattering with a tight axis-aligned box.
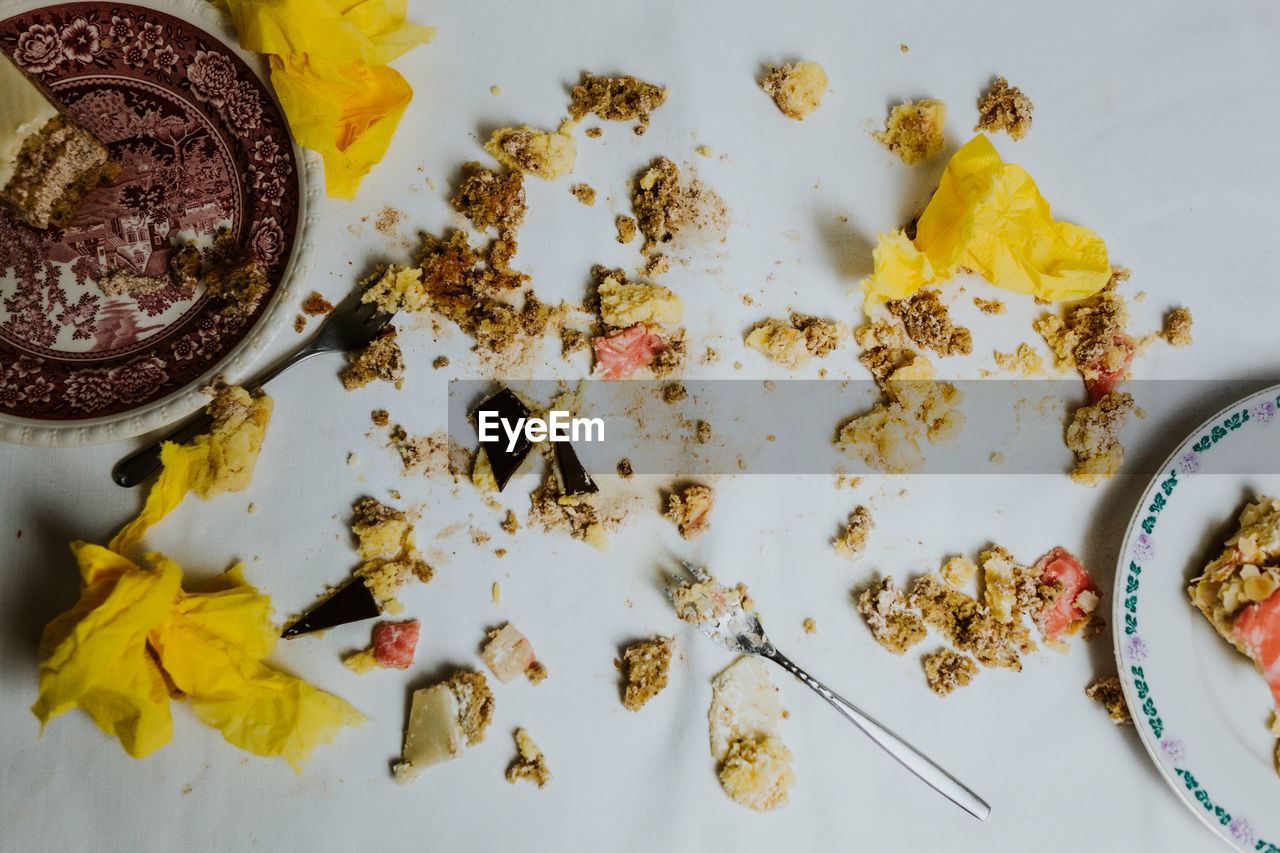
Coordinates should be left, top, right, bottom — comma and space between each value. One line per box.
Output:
529, 473, 608, 549
923, 649, 979, 696
874, 100, 947, 165
662, 382, 687, 403
432, 356, 450, 369
374, 205, 404, 235
643, 253, 670, 277
973, 297, 1005, 315
759, 61, 828, 120
1066, 391, 1135, 485
341, 326, 404, 390
665, 483, 714, 540
570, 183, 597, 206
293, 315, 306, 333
501, 510, 519, 534
888, 290, 972, 356
569, 72, 668, 127
856, 577, 927, 655
834, 505, 874, 559
617, 458, 634, 478
561, 327, 589, 354
1161, 307, 1193, 347
622, 636, 674, 711
975, 77, 1034, 141
371, 409, 389, 427
908, 575, 1035, 671
586, 127, 603, 138
1085, 676, 1133, 725
198, 228, 270, 317
615, 215, 637, 244
451, 163, 526, 234
993, 342, 1044, 376
303, 292, 333, 315
694, 420, 711, 443
630, 157, 726, 254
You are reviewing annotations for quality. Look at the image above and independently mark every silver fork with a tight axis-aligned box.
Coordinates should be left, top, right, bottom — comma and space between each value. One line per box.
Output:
111, 296, 394, 487
669, 560, 991, 821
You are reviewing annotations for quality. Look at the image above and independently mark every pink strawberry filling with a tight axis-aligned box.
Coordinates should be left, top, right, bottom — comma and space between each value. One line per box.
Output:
373, 620, 420, 669
592, 324, 666, 380
1231, 588, 1280, 708
1034, 547, 1099, 639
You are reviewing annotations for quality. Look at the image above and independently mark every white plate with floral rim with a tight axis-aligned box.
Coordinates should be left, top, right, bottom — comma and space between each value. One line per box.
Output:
1116, 383, 1280, 852
0, 0, 321, 447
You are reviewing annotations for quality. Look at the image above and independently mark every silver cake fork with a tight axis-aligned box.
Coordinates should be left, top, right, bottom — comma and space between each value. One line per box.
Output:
668, 560, 990, 820
111, 295, 394, 487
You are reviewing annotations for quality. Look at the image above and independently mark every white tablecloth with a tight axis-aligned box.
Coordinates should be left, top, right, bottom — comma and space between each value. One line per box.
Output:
3, 0, 1276, 850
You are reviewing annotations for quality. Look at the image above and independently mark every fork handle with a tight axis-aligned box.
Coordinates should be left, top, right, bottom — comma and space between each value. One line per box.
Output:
111, 345, 321, 487
766, 648, 991, 821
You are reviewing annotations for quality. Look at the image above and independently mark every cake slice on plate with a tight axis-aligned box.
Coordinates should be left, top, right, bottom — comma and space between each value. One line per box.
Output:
0, 52, 116, 228
1188, 496, 1280, 774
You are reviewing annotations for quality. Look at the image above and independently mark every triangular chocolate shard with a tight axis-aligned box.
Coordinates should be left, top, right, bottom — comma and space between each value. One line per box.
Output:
473, 388, 532, 492
281, 577, 381, 639
555, 440, 598, 497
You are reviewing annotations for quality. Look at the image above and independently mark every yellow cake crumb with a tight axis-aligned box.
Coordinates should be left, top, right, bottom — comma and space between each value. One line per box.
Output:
1161, 306, 1193, 347
874, 99, 946, 165
833, 505, 874, 560
622, 636, 674, 711
615, 215, 637, 244
760, 61, 828, 120
485, 123, 577, 180
506, 728, 551, 787
718, 735, 795, 811
746, 314, 848, 369
940, 554, 977, 589
973, 297, 1006, 315
570, 183, 596, 206
994, 343, 1045, 376
342, 649, 380, 674
598, 274, 683, 327
803, 618, 817, 634
666, 484, 715, 540
1066, 391, 1135, 485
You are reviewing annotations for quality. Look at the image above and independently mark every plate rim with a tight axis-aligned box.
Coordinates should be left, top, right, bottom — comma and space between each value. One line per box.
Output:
0, 0, 321, 447
1112, 380, 1280, 853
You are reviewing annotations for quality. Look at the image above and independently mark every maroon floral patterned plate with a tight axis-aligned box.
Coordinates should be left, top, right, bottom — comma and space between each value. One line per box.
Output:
0, 0, 318, 446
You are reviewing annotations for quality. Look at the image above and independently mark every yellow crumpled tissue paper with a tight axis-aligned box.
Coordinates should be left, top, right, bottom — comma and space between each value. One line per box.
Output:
110, 384, 272, 556
862, 134, 1110, 307
215, 0, 434, 199
32, 544, 364, 770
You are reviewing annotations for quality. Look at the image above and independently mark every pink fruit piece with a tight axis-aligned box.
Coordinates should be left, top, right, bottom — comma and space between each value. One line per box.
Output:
1084, 335, 1134, 403
1034, 547, 1099, 639
373, 620, 420, 669
592, 323, 666, 380
482, 623, 535, 683
1231, 588, 1280, 708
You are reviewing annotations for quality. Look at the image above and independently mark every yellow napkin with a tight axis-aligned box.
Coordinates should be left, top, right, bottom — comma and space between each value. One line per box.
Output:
33, 547, 364, 769
216, 0, 434, 198
863, 134, 1110, 307
110, 388, 271, 556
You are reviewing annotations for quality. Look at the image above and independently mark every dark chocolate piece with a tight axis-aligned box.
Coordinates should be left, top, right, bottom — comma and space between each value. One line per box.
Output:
281, 577, 381, 638
472, 388, 532, 492
554, 440, 599, 496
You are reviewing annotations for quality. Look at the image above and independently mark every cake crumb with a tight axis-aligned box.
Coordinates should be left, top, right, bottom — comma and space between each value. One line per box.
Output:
833, 506, 874, 560
571, 183, 596, 206
1161, 307, 1193, 347
622, 636, 674, 711
586, 127, 603, 138
1085, 676, 1133, 725
371, 409, 389, 427
293, 315, 306, 333
490, 85, 501, 96
696, 145, 714, 157
527, 661, 547, 684
874, 99, 946, 165
746, 314, 848, 369
341, 326, 404, 390
433, 356, 450, 369
665, 484, 715, 540
662, 382, 687, 403
617, 458, 634, 478
759, 61, 828, 120
856, 577, 926, 654
501, 510, 519, 534
975, 77, 1034, 141
346, 452, 358, 468
802, 618, 817, 635
451, 163, 526, 235
485, 124, 576, 180
973, 297, 1006, 315
505, 728, 551, 787
888, 290, 972, 356
923, 649, 979, 696
374, 205, 404, 235
1066, 391, 1135, 485
900, 43, 909, 52
303, 292, 333, 315
994, 343, 1044, 376
247, 502, 258, 515
940, 554, 977, 588
615, 215, 637, 244
694, 420, 711, 443
569, 72, 668, 128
